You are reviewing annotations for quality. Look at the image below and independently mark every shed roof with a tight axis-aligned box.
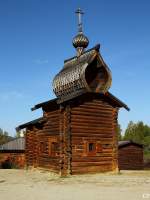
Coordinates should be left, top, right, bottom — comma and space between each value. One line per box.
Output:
118, 140, 143, 148
0, 137, 25, 151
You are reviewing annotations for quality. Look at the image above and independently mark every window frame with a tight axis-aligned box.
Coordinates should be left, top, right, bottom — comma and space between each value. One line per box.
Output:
48, 138, 59, 157
84, 141, 103, 156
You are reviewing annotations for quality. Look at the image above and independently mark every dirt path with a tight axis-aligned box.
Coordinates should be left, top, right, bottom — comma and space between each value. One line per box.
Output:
0, 169, 150, 200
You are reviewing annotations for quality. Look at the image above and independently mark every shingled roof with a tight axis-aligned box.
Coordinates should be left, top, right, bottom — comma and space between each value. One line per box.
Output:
53, 44, 112, 103
0, 137, 25, 151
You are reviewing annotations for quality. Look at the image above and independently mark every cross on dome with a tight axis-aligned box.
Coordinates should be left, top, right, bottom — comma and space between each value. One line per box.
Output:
72, 8, 89, 56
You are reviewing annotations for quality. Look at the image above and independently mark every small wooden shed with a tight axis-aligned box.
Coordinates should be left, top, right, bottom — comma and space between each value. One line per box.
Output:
0, 137, 25, 169
118, 141, 143, 170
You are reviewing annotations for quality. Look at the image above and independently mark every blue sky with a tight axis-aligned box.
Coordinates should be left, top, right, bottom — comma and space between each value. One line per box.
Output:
0, 0, 150, 136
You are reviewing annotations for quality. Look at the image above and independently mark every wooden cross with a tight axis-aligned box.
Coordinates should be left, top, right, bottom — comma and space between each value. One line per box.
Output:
75, 8, 84, 33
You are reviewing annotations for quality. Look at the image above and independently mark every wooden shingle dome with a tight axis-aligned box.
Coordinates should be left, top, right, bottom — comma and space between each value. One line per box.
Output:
53, 44, 112, 103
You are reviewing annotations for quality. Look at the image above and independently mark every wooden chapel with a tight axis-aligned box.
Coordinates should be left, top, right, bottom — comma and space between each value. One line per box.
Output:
17, 8, 129, 175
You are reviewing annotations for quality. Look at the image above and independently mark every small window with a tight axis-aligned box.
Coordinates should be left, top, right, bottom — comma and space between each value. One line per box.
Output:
83, 141, 103, 156
51, 142, 59, 152
49, 142, 59, 157
83, 141, 99, 156
88, 143, 95, 152
40, 142, 46, 153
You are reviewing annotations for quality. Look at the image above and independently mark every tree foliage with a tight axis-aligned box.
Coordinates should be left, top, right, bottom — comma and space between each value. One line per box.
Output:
15, 130, 26, 138
0, 128, 13, 145
123, 121, 150, 156
117, 124, 122, 141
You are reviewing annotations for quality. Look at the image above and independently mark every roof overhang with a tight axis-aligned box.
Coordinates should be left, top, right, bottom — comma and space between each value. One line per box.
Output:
118, 140, 143, 148
16, 117, 45, 131
31, 92, 129, 111
31, 98, 58, 111
105, 92, 130, 111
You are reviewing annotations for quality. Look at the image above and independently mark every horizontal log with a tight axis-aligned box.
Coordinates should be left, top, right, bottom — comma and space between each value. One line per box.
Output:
71, 122, 113, 129
71, 111, 113, 119
71, 157, 113, 162
72, 139, 113, 144
72, 107, 113, 114
44, 124, 59, 129
45, 120, 59, 125
46, 110, 59, 115
83, 101, 111, 107
71, 161, 112, 167
41, 130, 59, 134
43, 128, 59, 133
72, 154, 113, 160
79, 104, 113, 111
38, 156, 60, 162
71, 117, 113, 124
46, 113, 59, 117
72, 134, 113, 138
71, 126, 113, 132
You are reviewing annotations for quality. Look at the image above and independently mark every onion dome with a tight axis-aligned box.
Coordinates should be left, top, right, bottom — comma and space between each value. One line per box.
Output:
72, 33, 89, 49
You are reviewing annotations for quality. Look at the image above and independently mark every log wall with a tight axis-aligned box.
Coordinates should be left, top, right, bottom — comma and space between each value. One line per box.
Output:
0, 152, 25, 168
25, 95, 119, 175
70, 98, 118, 174
38, 110, 60, 172
26, 127, 35, 167
26, 110, 61, 173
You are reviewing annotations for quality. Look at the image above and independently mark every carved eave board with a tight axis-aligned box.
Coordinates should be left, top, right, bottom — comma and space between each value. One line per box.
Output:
53, 44, 112, 103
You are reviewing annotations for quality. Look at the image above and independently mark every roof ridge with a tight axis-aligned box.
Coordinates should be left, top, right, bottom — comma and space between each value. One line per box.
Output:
64, 44, 100, 63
